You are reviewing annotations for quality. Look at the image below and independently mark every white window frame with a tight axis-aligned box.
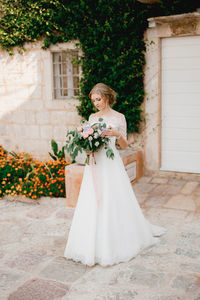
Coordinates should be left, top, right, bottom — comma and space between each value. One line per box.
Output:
43, 41, 83, 109
52, 49, 81, 99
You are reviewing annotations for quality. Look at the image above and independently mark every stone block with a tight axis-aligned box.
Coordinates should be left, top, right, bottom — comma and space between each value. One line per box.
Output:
117, 264, 166, 287
125, 161, 136, 182
21, 100, 35, 111
29, 85, 42, 99
30, 100, 44, 111
133, 183, 157, 194
149, 184, 178, 196
25, 111, 36, 124
137, 176, 152, 183
53, 126, 68, 141
26, 206, 55, 219
6, 249, 47, 271
8, 124, 26, 138
181, 181, 199, 195
0, 124, 8, 136
40, 125, 53, 139
144, 194, 169, 208
65, 164, 84, 207
24, 139, 50, 155
120, 149, 143, 183
171, 274, 200, 292
8, 278, 69, 300
0, 268, 23, 293
150, 177, 169, 184
25, 125, 40, 139
168, 178, 187, 186
20, 72, 40, 85
39, 256, 86, 283
163, 194, 196, 211
11, 111, 26, 124
36, 111, 50, 125
14, 86, 30, 99
194, 185, 200, 195
51, 111, 81, 126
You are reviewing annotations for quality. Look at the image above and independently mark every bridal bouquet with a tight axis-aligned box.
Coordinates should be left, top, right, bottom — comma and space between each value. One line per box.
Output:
65, 118, 114, 164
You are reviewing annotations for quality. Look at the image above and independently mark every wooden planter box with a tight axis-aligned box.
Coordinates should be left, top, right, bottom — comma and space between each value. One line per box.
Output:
65, 149, 143, 207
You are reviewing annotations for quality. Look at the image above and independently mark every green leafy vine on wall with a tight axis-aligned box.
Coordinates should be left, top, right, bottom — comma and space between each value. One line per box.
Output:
0, 0, 199, 132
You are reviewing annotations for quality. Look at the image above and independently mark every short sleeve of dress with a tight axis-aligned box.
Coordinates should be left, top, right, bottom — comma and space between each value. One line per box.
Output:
118, 114, 127, 140
88, 114, 95, 123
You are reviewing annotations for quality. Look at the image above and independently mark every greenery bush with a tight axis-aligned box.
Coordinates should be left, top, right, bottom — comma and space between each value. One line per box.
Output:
0, 145, 70, 200
0, 0, 199, 133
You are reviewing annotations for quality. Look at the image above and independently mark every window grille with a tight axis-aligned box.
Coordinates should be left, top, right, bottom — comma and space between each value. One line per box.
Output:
52, 50, 80, 99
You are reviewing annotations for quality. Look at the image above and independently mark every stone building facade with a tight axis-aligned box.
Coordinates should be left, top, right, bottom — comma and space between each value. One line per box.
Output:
143, 12, 200, 174
1, 11, 200, 175
0, 41, 82, 159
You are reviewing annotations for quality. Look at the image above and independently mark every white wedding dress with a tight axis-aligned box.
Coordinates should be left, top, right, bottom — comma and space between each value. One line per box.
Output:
64, 114, 166, 267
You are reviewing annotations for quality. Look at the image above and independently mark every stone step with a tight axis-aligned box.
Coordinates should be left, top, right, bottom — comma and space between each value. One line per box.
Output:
65, 149, 143, 207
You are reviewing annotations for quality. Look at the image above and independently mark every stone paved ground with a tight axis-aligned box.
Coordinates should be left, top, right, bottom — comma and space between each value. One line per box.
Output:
0, 173, 200, 300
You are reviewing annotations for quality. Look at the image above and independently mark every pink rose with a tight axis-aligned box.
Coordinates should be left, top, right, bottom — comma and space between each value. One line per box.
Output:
87, 128, 94, 135
82, 132, 89, 138
77, 126, 83, 132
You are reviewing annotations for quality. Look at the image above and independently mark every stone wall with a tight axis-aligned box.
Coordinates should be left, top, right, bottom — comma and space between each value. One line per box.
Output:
0, 41, 82, 160
0, 40, 143, 161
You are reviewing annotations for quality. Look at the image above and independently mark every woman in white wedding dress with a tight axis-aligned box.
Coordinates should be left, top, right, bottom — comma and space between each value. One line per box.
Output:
64, 83, 166, 267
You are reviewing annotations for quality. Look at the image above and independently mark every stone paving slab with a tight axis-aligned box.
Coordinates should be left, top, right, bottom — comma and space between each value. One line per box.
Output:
0, 175, 199, 300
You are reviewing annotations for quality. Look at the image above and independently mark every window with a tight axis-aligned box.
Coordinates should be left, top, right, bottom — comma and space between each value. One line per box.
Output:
52, 50, 80, 99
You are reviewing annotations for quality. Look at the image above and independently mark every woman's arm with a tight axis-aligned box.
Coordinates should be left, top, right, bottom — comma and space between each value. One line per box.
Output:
115, 131, 128, 149
94, 114, 128, 149
101, 127, 128, 149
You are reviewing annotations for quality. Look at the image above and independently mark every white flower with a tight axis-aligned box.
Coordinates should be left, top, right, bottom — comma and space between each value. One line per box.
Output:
95, 141, 99, 147
88, 136, 93, 141
94, 133, 98, 139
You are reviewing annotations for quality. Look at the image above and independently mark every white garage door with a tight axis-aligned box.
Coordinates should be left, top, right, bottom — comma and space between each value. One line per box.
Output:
161, 36, 200, 173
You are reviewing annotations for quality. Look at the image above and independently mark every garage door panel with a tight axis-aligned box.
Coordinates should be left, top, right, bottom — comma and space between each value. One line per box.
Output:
162, 94, 200, 105
162, 45, 200, 58
162, 139, 200, 152
163, 105, 200, 117
161, 36, 200, 173
162, 37, 200, 47
162, 128, 200, 140
162, 117, 200, 129
161, 151, 200, 173
162, 70, 200, 82
162, 82, 200, 93
162, 57, 200, 70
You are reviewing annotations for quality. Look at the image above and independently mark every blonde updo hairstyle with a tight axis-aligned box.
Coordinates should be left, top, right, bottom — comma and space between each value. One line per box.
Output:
89, 83, 117, 106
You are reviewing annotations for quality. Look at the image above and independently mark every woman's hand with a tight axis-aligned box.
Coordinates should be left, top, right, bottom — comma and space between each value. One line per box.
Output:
101, 126, 127, 149
86, 150, 93, 155
101, 126, 120, 138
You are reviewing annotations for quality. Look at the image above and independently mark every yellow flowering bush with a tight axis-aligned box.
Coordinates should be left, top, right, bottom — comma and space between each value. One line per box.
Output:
0, 145, 70, 200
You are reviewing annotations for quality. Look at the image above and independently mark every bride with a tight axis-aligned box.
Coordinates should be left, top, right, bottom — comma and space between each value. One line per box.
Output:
64, 82, 166, 267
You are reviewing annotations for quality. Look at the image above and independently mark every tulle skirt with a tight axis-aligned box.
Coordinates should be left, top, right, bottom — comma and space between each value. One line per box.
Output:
64, 142, 166, 267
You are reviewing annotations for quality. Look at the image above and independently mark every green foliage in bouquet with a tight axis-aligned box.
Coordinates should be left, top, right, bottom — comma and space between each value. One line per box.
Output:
65, 118, 114, 164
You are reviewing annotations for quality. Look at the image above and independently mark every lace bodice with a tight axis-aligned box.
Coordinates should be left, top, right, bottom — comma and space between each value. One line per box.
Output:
88, 113, 127, 140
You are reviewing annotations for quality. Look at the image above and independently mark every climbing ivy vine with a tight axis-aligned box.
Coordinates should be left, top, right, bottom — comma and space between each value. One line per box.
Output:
0, 0, 198, 132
